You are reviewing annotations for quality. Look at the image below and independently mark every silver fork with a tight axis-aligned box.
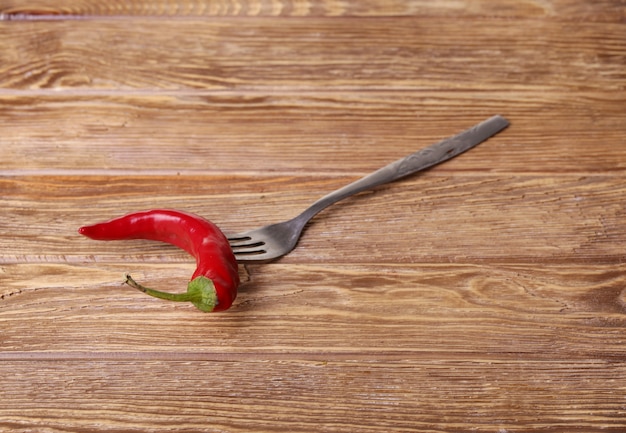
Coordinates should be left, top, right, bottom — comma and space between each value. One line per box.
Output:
228, 115, 509, 262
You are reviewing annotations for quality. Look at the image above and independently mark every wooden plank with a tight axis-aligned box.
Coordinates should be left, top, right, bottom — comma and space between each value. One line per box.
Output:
1, 174, 625, 264
1, 0, 624, 21
0, 358, 624, 432
1, 262, 625, 358
0, 92, 624, 173
0, 18, 623, 91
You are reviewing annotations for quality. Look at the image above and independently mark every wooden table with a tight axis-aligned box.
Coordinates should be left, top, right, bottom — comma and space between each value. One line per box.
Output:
1, 1, 625, 431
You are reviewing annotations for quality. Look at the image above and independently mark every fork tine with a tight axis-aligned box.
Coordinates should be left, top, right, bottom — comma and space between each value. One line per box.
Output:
230, 240, 265, 249
234, 251, 275, 262
231, 242, 266, 253
227, 219, 303, 262
227, 231, 269, 260
227, 236, 257, 247
227, 234, 250, 243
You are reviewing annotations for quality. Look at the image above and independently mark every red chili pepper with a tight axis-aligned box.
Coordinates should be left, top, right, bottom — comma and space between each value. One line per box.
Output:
78, 209, 239, 312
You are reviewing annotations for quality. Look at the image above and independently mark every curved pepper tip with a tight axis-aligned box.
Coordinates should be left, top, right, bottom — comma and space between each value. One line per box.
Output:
78, 225, 97, 238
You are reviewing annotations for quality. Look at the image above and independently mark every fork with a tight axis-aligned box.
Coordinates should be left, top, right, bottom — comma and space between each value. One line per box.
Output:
228, 115, 509, 262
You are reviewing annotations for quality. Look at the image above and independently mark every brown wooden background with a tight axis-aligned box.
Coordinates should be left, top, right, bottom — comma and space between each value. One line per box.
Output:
1, 1, 625, 432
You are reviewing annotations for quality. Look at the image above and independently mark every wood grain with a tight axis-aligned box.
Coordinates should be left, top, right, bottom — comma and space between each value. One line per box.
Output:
1, 359, 624, 432
2, 261, 625, 355
0, 18, 624, 91
2, 0, 625, 20
0, 91, 624, 174
1, 175, 625, 264
1, 1, 625, 432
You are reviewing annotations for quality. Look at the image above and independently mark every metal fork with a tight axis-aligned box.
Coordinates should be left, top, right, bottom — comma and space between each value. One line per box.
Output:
228, 115, 509, 262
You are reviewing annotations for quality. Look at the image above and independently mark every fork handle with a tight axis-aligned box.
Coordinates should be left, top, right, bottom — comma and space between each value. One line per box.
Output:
296, 115, 509, 223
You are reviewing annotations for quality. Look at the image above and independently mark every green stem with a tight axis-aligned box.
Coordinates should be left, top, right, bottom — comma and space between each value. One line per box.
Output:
124, 274, 218, 312
125, 274, 192, 302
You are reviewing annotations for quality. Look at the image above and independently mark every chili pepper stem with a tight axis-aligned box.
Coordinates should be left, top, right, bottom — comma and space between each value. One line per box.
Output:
124, 274, 218, 312
125, 274, 189, 301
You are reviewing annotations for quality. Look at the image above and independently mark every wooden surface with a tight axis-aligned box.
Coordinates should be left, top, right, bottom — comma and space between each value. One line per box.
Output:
1, 1, 625, 432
